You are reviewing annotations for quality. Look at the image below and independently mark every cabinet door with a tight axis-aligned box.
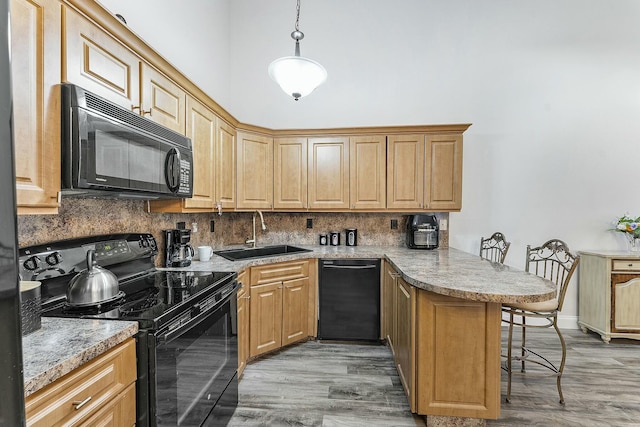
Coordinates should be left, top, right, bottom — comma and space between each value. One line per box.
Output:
274, 137, 307, 210
183, 96, 215, 210
308, 137, 350, 210
140, 63, 186, 134
416, 291, 500, 419
382, 262, 398, 351
282, 277, 310, 346
237, 132, 273, 210
76, 383, 136, 427
612, 275, 640, 332
11, 0, 60, 214
62, 5, 141, 109
350, 135, 386, 210
387, 135, 424, 209
215, 120, 236, 209
395, 277, 415, 411
249, 282, 282, 358
237, 270, 249, 377
424, 134, 462, 211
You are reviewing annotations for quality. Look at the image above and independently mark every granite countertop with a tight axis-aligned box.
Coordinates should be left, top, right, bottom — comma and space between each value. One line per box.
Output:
162, 245, 557, 304
22, 318, 138, 397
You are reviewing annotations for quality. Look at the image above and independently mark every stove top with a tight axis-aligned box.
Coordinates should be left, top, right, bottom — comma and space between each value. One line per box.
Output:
43, 270, 237, 329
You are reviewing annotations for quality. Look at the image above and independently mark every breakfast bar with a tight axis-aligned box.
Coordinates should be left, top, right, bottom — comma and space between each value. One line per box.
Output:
169, 245, 557, 426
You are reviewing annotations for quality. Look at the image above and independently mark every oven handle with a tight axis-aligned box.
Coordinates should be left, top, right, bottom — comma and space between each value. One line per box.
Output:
159, 281, 240, 344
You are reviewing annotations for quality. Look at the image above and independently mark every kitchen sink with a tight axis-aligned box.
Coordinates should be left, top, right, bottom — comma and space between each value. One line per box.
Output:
214, 245, 312, 261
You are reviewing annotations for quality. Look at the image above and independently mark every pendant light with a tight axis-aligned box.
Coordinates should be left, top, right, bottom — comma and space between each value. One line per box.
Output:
268, 0, 327, 101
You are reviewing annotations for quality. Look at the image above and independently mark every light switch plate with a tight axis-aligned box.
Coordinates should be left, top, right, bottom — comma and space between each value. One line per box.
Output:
439, 219, 448, 231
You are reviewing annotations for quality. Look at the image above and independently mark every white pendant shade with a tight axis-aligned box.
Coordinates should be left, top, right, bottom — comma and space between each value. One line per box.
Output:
268, 55, 327, 100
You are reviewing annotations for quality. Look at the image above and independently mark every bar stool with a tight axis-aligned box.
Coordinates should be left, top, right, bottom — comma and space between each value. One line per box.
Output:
502, 239, 579, 404
479, 232, 511, 264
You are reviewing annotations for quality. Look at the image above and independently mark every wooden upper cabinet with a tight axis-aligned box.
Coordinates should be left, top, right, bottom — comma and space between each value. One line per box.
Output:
62, 5, 141, 110
11, 0, 61, 214
308, 137, 350, 210
236, 132, 273, 210
183, 95, 216, 210
215, 120, 237, 209
387, 134, 425, 210
140, 63, 186, 134
350, 135, 386, 210
274, 137, 308, 210
425, 134, 462, 211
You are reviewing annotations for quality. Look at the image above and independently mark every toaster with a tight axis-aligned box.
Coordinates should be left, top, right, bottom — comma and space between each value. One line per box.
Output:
406, 214, 439, 249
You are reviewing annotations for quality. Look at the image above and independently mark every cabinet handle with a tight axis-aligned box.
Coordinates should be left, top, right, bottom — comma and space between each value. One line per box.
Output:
72, 396, 92, 410
131, 104, 151, 116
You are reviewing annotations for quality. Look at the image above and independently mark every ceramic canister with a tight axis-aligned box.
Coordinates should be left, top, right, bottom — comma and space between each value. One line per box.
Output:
345, 228, 357, 246
329, 231, 340, 246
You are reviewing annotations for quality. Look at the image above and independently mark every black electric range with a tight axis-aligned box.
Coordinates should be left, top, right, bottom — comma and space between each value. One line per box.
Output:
19, 233, 239, 427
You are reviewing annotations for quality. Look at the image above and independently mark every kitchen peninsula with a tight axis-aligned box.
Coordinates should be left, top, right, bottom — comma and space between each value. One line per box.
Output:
166, 245, 556, 425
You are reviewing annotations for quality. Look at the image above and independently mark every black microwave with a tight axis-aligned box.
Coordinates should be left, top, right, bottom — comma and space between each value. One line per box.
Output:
61, 83, 193, 199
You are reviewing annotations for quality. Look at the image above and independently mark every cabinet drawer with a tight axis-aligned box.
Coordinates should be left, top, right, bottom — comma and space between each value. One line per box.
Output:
25, 338, 136, 427
612, 259, 640, 272
250, 260, 309, 286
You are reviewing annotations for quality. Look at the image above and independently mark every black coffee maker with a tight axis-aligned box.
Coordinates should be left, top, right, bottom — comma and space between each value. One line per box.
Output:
164, 229, 195, 267
406, 214, 439, 249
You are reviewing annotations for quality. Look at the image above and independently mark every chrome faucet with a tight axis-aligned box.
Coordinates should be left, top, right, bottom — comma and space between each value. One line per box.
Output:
245, 210, 266, 248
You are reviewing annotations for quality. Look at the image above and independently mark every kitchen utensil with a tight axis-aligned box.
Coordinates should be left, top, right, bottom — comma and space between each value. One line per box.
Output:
67, 249, 121, 306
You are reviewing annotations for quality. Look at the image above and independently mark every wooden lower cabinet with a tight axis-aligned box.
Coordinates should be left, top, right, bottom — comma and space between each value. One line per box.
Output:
395, 277, 416, 412
382, 261, 398, 351
415, 291, 501, 419
248, 260, 314, 358
237, 270, 249, 377
25, 338, 137, 427
385, 261, 501, 420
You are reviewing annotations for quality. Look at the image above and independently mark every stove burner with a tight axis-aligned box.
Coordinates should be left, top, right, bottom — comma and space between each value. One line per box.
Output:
119, 287, 162, 315
62, 291, 125, 315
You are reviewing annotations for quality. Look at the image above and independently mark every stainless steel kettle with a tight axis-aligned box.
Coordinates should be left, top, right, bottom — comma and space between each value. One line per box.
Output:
66, 249, 120, 306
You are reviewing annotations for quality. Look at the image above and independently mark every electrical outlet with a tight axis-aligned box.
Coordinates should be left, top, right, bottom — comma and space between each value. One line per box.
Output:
210, 220, 215, 232
439, 219, 448, 231
191, 222, 198, 233
391, 219, 398, 230
306, 218, 313, 229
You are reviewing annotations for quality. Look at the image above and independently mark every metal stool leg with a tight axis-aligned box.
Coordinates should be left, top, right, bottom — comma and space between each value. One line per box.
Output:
553, 317, 566, 404
506, 310, 514, 403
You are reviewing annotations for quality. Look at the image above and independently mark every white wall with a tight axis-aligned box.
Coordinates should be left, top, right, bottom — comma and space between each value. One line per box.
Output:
96, 0, 640, 327
96, 0, 231, 107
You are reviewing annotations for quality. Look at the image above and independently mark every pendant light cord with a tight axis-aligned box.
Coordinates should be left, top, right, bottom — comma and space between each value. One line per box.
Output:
295, 0, 301, 32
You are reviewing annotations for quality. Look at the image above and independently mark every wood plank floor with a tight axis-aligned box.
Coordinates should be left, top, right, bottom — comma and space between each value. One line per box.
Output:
228, 329, 640, 426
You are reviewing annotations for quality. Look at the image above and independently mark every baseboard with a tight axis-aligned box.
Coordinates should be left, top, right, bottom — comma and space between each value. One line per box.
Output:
557, 315, 579, 330
501, 313, 580, 330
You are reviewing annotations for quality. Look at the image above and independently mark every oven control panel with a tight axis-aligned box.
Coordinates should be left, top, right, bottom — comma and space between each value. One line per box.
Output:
19, 233, 159, 282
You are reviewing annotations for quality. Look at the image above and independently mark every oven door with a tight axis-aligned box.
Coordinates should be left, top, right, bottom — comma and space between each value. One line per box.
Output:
150, 295, 238, 427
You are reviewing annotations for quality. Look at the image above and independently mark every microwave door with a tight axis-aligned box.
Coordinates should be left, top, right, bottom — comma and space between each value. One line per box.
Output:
87, 127, 131, 190
127, 132, 163, 193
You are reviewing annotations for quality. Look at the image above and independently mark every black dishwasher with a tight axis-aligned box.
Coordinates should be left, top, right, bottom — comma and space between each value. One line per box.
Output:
318, 259, 381, 341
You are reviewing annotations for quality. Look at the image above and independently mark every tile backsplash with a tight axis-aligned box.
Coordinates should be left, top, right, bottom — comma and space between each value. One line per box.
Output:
18, 199, 449, 265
